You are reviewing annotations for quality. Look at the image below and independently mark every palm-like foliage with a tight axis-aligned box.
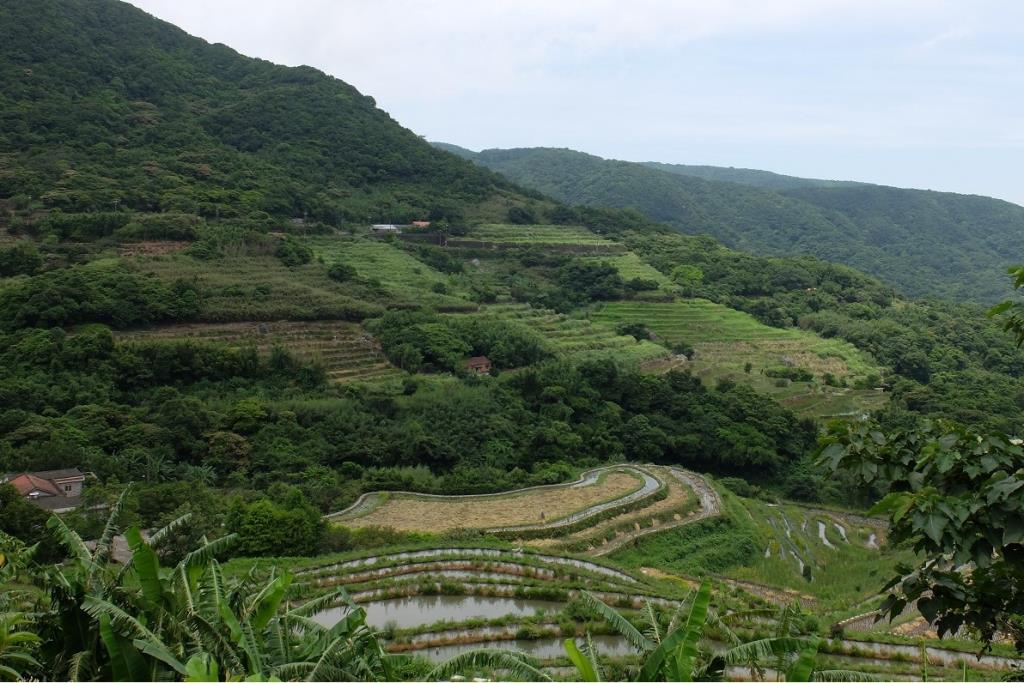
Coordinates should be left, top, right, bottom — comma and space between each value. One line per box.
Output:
22, 490, 404, 681
0, 612, 40, 681
568, 579, 876, 682
0, 534, 41, 681
425, 648, 552, 682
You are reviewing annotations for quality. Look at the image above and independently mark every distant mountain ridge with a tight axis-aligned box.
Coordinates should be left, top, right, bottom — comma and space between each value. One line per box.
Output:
640, 161, 860, 191
438, 144, 1024, 302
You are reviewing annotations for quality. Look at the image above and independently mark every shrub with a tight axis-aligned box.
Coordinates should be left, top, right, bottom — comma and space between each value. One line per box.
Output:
615, 321, 650, 340
0, 241, 42, 277
327, 262, 358, 282
275, 236, 312, 267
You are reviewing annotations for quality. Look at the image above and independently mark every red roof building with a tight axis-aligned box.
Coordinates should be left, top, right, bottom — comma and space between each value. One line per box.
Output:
466, 355, 492, 374
3, 468, 86, 512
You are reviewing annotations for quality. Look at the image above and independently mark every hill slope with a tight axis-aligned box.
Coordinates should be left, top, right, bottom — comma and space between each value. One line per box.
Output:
642, 161, 857, 191
0, 0, 528, 225
448, 145, 1024, 302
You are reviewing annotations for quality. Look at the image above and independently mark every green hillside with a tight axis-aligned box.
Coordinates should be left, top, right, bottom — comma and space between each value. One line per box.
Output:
0, 0, 531, 226
642, 161, 857, 191
3, 4, 1024, 679
450, 145, 1024, 302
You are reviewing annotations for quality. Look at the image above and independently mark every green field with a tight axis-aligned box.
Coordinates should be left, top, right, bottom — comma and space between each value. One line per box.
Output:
117, 320, 403, 383
306, 236, 475, 310
135, 254, 381, 322
583, 252, 675, 289
462, 223, 617, 245
593, 299, 802, 342
725, 497, 911, 612
471, 304, 670, 365
592, 300, 888, 418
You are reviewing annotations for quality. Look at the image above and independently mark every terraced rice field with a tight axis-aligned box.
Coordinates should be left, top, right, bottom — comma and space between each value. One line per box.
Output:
592, 300, 887, 418
241, 464, 1023, 680
529, 466, 700, 554
475, 304, 670, 365
593, 299, 802, 343
117, 320, 402, 383
136, 254, 379, 321
305, 236, 474, 309
582, 252, 675, 290
282, 542, 1021, 681
726, 498, 910, 611
461, 224, 617, 246
331, 467, 652, 534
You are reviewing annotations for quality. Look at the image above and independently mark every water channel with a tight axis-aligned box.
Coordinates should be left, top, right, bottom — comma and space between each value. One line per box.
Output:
314, 595, 566, 630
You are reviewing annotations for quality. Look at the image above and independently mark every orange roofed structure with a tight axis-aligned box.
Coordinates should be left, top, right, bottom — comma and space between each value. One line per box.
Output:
3, 468, 86, 512
466, 355, 492, 374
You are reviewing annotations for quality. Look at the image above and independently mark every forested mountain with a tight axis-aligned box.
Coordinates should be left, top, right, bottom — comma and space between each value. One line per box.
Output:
642, 161, 855, 191
447, 145, 1024, 302
0, 0, 529, 226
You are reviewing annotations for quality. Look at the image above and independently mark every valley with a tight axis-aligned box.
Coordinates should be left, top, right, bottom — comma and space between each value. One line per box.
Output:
1, 1, 1022, 681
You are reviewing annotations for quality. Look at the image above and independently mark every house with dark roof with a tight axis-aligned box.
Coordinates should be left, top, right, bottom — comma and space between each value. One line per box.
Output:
3, 468, 86, 512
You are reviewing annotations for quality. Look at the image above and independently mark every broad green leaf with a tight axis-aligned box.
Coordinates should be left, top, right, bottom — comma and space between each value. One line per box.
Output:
785, 637, 820, 682
125, 526, 164, 609
564, 639, 599, 682
185, 654, 219, 682
640, 577, 711, 682
921, 513, 947, 545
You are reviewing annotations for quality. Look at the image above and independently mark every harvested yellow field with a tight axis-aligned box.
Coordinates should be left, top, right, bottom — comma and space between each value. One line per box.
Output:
528, 466, 693, 550
337, 471, 643, 534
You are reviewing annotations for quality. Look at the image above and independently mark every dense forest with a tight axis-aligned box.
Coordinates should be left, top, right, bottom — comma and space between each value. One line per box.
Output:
0, 0, 539, 227
445, 145, 1024, 303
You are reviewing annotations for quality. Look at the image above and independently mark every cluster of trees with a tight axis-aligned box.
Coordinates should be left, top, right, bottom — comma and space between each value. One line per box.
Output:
0, 263, 200, 330
368, 309, 551, 372
13, 210, 201, 242
0, 241, 42, 277
0, 315, 824, 555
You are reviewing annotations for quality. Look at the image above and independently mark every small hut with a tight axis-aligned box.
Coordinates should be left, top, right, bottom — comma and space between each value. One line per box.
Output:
466, 356, 492, 374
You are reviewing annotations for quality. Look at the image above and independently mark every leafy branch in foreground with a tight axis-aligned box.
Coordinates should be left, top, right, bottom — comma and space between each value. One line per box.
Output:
818, 419, 1024, 651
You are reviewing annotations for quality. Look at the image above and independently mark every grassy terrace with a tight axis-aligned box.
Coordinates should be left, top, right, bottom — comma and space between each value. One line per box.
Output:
116, 320, 402, 383
582, 252, 676, 290
461, 223, 617, 245
724, 497, 911, 612
593, 299, 803, 343
305, 236, 476, 310
135, 254, 381, 321
529, 465, 698, 554
592, 299, 888, 418
474, 304, 670, 365
333, 468, 647, 534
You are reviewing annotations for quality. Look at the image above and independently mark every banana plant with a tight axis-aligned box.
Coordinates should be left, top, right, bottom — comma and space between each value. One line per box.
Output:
0, 611, 40, 681
567, 579, 868, 682
20, 486, 405, 681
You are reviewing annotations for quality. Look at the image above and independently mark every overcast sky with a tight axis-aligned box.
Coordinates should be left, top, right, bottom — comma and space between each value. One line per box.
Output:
128, 0, 1024, 205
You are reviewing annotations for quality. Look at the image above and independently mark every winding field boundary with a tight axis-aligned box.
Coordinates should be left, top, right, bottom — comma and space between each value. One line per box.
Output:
325, 464, 655, 527
327, 464, 726, 554
588, 468, 723, 556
